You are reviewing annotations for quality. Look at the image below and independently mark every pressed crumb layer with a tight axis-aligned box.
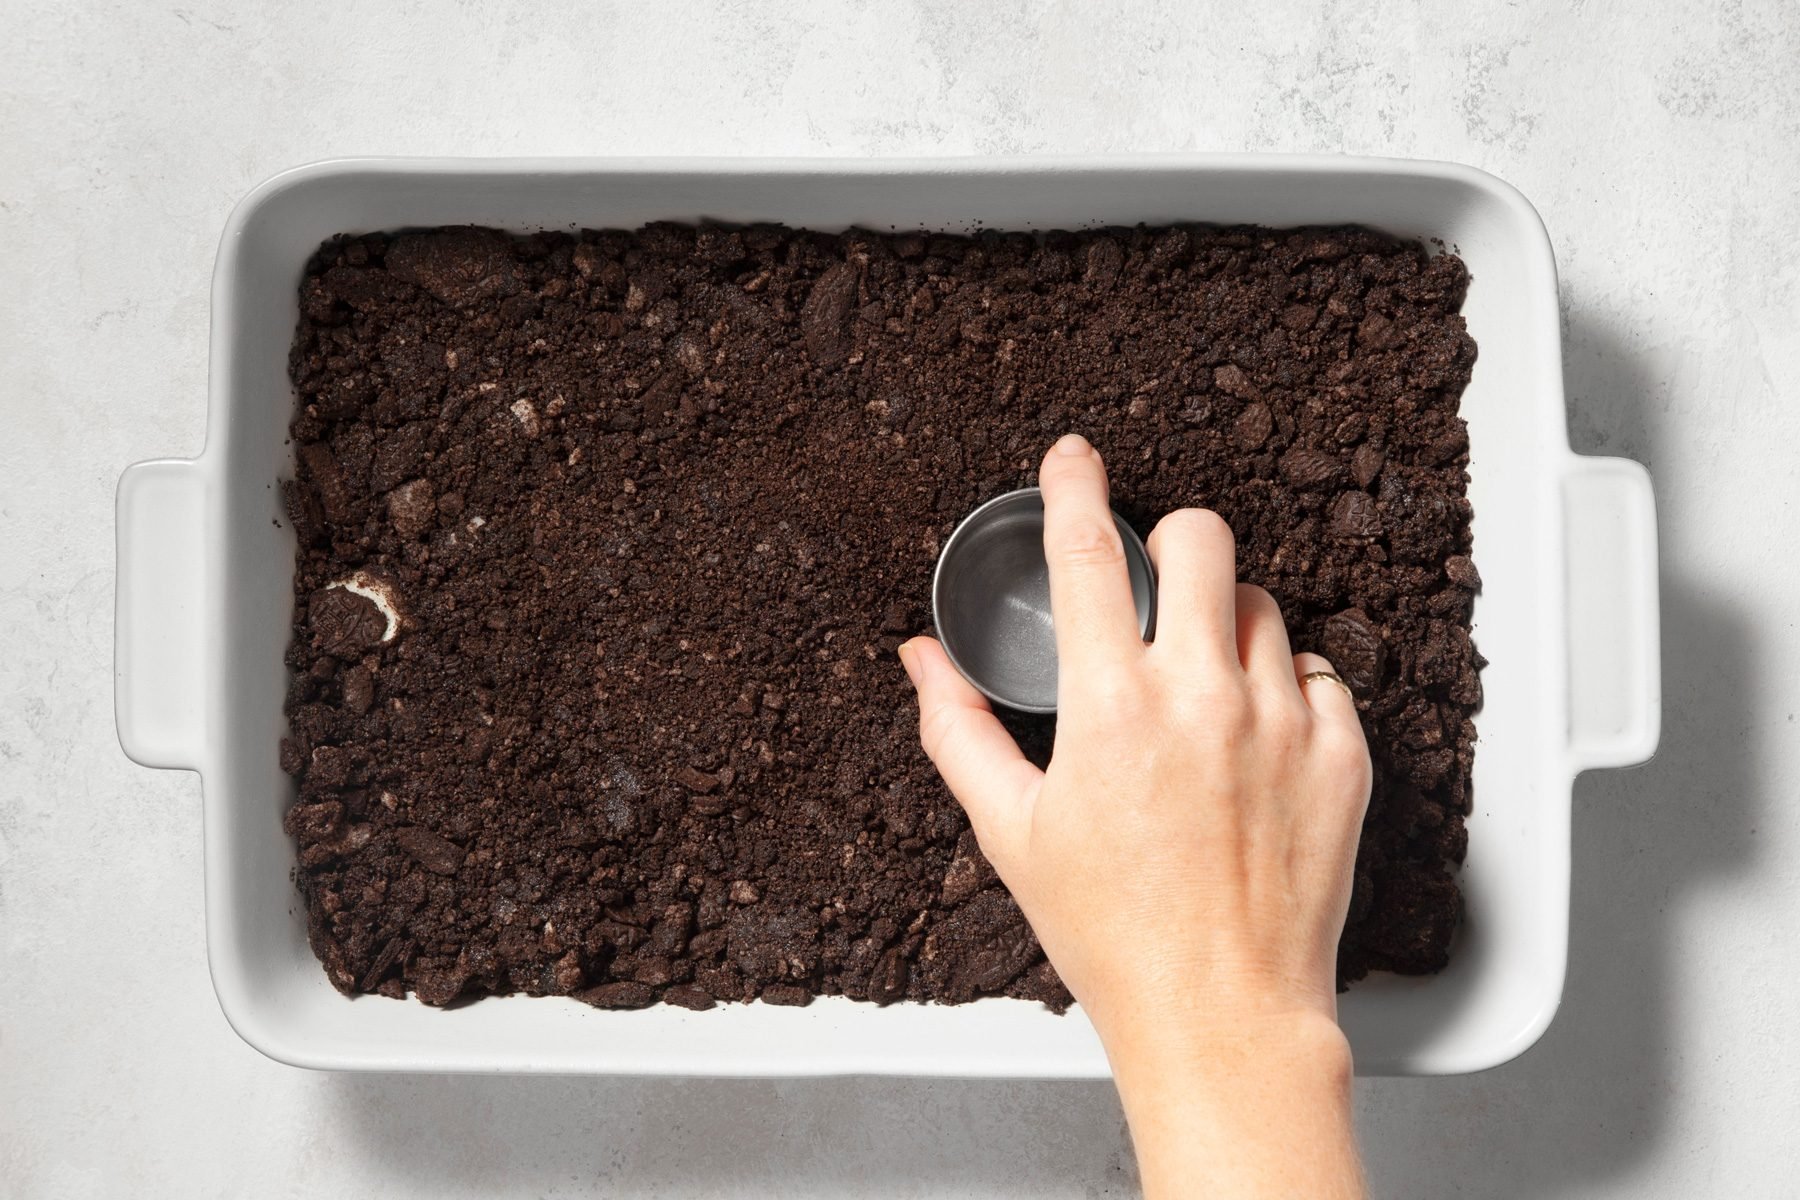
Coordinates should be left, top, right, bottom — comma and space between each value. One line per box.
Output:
281, 221, 1480, 1011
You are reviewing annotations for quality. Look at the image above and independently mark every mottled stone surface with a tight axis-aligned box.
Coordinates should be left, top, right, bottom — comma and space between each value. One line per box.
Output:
3, 1, 1797, 1196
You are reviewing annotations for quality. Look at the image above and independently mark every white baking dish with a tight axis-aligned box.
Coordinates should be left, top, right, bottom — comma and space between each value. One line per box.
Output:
115, 156, 1660, 1077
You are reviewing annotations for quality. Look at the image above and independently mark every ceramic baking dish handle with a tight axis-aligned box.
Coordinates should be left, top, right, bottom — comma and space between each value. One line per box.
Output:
1562, 455, 1662, 772
115, 458, 207, 771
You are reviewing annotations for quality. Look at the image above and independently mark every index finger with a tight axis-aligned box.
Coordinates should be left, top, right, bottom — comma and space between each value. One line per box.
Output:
1038, 435, 1146, 682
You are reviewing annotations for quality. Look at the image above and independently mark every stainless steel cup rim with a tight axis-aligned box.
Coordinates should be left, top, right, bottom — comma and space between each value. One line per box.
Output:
931, 487, 1157, 714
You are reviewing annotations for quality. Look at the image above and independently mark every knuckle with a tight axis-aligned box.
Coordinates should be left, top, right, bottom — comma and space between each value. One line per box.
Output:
1192, 678, 1255, 738
1078, 664, 1143, 714
1193, 667, 1250, 706
1069, 665, 1156, 731
1317, 719, 1373, 780
1258, 701, 1308, 758
1158, 506, 1234, 552
916, 702, 960, 758
1049, 516, 1126, 569
1235, 582, 1278, 614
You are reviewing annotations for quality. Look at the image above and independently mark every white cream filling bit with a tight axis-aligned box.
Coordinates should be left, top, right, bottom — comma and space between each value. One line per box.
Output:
326, 572, 404, 643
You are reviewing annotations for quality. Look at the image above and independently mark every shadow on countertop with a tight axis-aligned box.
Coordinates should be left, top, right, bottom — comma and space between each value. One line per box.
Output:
322, 310, 1749, 1200
324, 1071, 1134, 1197
1356, 310, 1762, 1197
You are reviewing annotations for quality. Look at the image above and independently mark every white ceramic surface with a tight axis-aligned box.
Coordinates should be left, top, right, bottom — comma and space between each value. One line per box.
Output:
114, 155, 1659, 1078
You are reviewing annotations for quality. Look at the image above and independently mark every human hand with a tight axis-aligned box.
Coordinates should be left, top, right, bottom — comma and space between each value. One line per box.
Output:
900, 432, 1371, 1038
900, 435, 1372, 1198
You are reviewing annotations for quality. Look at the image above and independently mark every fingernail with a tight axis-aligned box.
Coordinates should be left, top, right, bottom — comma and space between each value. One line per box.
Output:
1052, 433, 1092, 457
897, 642, 922, 687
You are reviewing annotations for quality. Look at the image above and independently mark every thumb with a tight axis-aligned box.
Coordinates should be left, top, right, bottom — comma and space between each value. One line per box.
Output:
899, 636, 1040, 876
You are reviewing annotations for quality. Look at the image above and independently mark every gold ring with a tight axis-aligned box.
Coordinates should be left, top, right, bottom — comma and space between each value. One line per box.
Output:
1300, 670, 1355, 700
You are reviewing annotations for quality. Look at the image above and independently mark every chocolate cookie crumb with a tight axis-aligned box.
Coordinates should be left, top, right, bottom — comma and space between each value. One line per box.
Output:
283, 222, 1479, 1010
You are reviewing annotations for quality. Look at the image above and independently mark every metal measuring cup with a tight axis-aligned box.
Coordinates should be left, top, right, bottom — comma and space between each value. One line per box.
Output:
931, 488, 1157, 713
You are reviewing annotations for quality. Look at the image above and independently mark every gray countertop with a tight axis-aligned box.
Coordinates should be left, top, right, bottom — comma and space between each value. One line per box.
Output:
5, 1, 1797, 1195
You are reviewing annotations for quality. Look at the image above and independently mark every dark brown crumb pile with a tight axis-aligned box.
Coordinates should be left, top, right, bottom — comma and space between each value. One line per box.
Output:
281, 221, 1480, 1012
